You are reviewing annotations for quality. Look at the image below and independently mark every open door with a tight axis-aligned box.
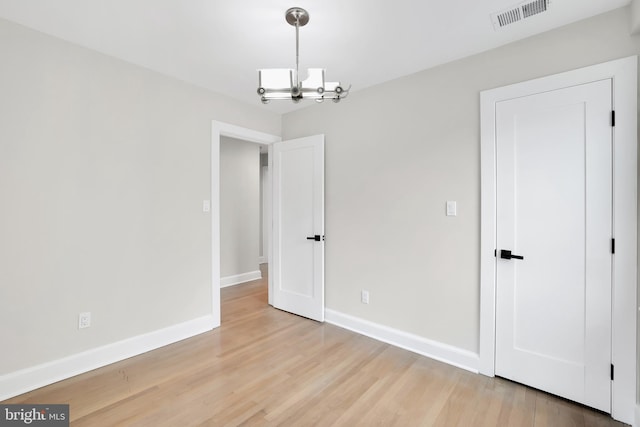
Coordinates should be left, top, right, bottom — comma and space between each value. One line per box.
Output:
271, 135, 324, 321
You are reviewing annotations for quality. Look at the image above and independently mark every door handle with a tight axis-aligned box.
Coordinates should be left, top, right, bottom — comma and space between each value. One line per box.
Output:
500, 249, 524, 260
306, 235, 324, 241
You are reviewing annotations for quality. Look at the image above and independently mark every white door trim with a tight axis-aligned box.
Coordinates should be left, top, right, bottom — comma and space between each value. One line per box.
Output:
211, 121, 281, 326
479, 56, 637, 424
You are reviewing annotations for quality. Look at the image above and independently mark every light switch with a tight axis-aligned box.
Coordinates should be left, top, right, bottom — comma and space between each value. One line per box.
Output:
446, 201, 457, 216
202, 200, 211, 212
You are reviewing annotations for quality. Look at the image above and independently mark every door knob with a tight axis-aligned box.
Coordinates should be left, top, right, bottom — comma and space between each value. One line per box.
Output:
500, 249, 524, 260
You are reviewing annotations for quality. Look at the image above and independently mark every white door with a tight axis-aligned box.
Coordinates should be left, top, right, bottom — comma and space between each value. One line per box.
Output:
495, 79, 612, 412
272, 135, 324, 321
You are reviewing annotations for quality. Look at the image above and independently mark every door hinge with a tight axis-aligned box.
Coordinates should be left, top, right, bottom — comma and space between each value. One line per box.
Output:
611, 110, 615, 127
611, 238, 615, 254
611, 364, 614, 381
494, 249, 497, 257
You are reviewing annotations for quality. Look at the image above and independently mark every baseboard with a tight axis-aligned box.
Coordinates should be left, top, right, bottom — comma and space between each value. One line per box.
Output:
258, 256, 267, 264
0, 315, 216, 401
325, 309, 479, 373
220, 270, 262, 288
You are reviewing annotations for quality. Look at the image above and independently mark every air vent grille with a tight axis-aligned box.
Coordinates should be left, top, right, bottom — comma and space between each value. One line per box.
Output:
491, 0, 550, 30
497, 9, 522, 27
522, 0, 548, 18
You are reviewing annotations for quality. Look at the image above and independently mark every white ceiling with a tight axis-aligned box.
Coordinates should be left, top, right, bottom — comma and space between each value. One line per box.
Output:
0, 0, 631, 114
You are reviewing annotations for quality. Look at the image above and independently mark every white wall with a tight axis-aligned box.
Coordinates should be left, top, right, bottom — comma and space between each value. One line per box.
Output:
220, 137, 260, 278
282, 6, 640, 354
0, 17, 280, 377
632, 0, 640, 35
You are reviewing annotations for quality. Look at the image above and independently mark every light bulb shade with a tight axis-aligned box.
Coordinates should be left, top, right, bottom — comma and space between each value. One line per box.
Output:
301, 68, 325, 92
257, 69, 295, 97
258, 68, 349, 102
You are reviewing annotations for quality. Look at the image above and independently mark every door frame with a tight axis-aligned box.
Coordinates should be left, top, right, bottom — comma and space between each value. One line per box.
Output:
479, 56, 637, 424
211, 121, 281, 327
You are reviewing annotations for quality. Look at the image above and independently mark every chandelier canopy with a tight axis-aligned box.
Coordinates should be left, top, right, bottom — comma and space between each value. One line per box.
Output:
257, 7, 350, 104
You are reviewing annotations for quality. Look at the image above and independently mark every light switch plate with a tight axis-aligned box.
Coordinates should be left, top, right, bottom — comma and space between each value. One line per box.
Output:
446, 201, 457, 216
202, 200, 211, 212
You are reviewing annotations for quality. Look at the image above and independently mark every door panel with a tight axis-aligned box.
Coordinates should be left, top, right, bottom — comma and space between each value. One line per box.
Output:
495, 79, 612, 411
272, 135, 324, 321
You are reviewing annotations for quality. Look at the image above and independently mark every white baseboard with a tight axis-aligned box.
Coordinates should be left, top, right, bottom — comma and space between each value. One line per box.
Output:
220, 270, 262, 288
0, 315, 216, 401
325, 309, 479, 373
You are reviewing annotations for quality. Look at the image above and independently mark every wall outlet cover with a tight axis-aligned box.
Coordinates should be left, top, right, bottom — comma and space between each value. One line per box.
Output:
79, 312, 91, 329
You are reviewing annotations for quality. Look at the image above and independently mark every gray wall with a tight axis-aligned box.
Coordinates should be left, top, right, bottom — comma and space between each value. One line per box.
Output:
0, 17, 279, 375
220, 137, 260, 278
282, 6, 640, 353
259, 153, 268, 260
633, 0, 640, 34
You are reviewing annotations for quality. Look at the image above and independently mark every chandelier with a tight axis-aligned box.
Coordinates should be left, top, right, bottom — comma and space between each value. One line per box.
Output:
257, 7, 350, 104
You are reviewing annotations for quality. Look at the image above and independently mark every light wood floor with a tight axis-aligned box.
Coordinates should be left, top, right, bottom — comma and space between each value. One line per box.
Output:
4, 268, 627, 426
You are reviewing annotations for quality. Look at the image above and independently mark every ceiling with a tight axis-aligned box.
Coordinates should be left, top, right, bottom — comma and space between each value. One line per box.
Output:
0, 0, 631, 114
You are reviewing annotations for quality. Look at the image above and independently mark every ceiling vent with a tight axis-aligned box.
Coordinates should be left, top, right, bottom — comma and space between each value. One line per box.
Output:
491, 0, 550, 30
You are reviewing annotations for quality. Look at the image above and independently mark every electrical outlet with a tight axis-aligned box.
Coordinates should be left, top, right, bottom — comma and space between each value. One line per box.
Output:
78, 312, 91, 329
361, 290, 370, 304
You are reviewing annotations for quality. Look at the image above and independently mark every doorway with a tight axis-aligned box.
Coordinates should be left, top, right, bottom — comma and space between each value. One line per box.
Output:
212, 123, 326, 326
211, 121, 281, 326
219, 136, 269, 290
478, 56, 637, 424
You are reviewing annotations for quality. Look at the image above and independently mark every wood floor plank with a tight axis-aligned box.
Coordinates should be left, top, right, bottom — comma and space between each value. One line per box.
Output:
2, 266, 629, 426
